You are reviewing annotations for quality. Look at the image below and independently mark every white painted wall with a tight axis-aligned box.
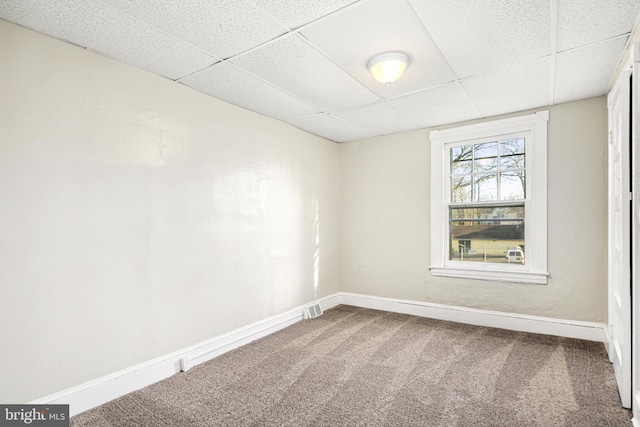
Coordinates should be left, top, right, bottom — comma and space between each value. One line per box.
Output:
340, 97, 608, 322
0, 20, 340, 403
0, 16, 612, 405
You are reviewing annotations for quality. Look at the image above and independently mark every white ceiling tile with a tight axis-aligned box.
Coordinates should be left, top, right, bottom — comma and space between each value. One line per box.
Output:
554, 36, 629, 104
333, 102, 421, 136
386, 83, 481, 128
0, 0, 218, 80
98, 0, 285, 58
250, 0, 359, 30
179, 61, 319, 120
232, 34, 379, 111
461, 57, 552, 118
300, 0, 456, 99
1, 0, 636, 142
557, 0, 640, 51
409, 0, 552, 78
286, 114, 370, 142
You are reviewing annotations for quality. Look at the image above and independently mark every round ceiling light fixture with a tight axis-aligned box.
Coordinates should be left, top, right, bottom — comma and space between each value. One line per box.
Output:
367, 52, 411, 85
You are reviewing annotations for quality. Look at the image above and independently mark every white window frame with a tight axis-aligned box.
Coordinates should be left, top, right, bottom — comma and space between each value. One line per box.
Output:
429, 111, 549, 285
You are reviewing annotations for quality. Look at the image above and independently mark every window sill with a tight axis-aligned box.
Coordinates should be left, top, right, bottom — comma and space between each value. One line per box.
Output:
429, 266, 548, 285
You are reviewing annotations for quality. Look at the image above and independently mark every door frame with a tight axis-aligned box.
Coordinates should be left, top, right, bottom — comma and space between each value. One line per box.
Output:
608, 64, 632, 410
631, 43, 640, 421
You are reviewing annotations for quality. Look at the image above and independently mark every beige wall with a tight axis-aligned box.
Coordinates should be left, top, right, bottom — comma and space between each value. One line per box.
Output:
0, 20, 340, 403
340, 97, 607, 322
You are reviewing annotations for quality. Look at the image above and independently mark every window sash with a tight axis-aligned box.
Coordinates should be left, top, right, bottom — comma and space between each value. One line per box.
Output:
448, 203, 525, 265
443, 130, 531, 271
446, 132, 528, 267
447, 132, 527, 203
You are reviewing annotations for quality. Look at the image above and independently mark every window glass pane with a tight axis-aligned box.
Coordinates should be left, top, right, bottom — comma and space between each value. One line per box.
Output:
501, 172, 525, 200
451, 145, 473, 174
452, 159, 472, 175
451, 145, 473, 161
475, 157, 498, 172
474, 142, 498, 173
474, 174, 497, 201
474, 142, 498, 159
500, 138, 525, 155
449, 206, 525, 263
451, 176, 472, 202
500, 154, 525, 170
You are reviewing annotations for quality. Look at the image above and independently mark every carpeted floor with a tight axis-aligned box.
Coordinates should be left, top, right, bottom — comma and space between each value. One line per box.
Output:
71, 305, 632, 426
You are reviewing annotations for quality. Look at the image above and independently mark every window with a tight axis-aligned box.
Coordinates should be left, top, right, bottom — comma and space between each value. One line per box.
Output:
430, 111, 548, 284
458, 239, 472, 255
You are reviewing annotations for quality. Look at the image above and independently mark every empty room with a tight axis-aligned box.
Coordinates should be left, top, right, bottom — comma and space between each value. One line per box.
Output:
1, 0, 640, 425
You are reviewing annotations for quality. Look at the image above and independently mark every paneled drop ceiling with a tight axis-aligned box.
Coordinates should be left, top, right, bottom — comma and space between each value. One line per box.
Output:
1, 0, 639, 142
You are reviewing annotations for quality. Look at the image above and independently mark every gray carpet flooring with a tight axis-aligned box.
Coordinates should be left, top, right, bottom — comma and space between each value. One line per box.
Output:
71, 305, 632, 426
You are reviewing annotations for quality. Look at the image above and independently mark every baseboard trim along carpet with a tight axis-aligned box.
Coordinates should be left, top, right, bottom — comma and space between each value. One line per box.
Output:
30, 294, 342, 417
634, 392, 640, 427
30, 292, 606, 416
340, 292, 607, 343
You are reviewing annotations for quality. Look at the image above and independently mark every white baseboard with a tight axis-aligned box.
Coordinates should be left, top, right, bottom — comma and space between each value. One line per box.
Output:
30, 293, 341, 417
30, 291, 605, 417
339, 292, 607, 343
634, 393, 640, 425
604, 324, 612, 360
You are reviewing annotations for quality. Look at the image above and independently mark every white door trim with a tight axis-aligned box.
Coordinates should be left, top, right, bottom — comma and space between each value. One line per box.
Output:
630, 43, 640, 420
608, 62, 633, 409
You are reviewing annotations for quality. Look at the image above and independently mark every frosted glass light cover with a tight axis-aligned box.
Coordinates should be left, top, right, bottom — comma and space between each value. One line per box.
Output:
368, 52, 410, 84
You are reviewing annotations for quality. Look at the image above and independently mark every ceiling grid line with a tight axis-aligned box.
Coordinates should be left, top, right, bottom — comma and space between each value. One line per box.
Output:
402, 0, 486, 123
219, 60, 326, 114
294, 32, 385, 102
91, 0, 221, 61
1, 0, 638, 142
403, 0, 460, 82
241, 0, 297, 32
